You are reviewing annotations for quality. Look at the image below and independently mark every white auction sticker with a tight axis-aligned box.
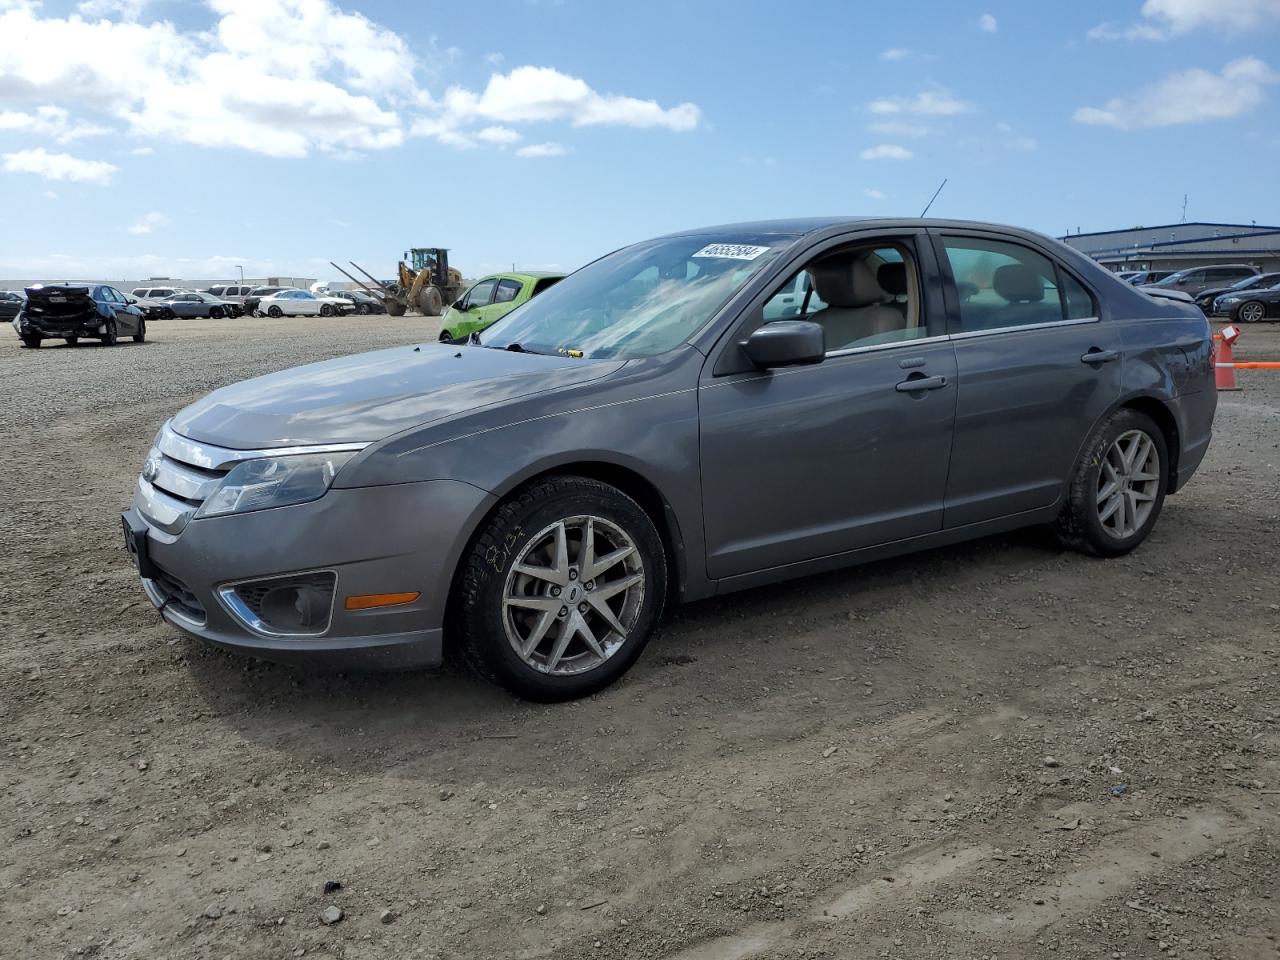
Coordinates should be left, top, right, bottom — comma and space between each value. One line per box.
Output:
691, 243, 771, 261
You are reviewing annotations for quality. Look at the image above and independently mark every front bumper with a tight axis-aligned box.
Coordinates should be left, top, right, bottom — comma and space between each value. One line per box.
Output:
123, 478, 497, 670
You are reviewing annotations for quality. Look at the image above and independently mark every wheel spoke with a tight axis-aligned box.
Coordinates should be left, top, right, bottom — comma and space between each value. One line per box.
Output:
1130, 469, 1159, 483
1099, 493, 1122, 524
504, 594, 561, 613
591, 572, 643, 603
575, 614, 606, 660
1130, 487, 1156, 502
587, 593, 628, 638
544, 620, 575, 672
520, 610, 557, 658
585, 545, 636, 582
1097, 478, 1120, 504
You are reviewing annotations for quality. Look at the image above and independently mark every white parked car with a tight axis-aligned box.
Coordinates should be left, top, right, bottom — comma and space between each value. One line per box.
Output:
255, 289, 353, 318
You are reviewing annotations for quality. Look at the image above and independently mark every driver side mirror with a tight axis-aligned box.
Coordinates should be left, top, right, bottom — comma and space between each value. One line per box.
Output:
740, 320, 825, 369
455, 300, 469, 311
127, 297, 138, 304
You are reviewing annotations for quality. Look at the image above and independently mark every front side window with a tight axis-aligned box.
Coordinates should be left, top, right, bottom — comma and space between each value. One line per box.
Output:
940, 236, 1074, 332
465, 279, 498, 308
494, 278, 522, 303
759, 241, 924, 351
478, 234, 792, 359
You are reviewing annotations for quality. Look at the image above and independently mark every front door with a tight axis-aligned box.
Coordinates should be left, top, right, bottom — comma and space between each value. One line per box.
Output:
933, 230, 1123, 527
699, 233, 958, 580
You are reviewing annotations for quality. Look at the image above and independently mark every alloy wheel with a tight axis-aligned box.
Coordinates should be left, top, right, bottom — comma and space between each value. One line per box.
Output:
1239, 301, 1265, 323
1096, 429, 1161, 539
502, 515, 645, 676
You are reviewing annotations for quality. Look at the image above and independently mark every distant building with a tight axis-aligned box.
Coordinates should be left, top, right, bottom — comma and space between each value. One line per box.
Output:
1060, 222, 1280, 274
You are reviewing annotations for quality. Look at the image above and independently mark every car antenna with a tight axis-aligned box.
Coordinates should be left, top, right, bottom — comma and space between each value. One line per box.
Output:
920, 178, 947, 218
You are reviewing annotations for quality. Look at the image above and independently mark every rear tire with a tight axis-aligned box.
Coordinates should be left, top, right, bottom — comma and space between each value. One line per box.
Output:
101, 320, 118, 346
210, 306, 224, 319
419, 287, 444, 317
21, 334, 40, 349
64, 336, 78, 346
320, 303, 333, 317
267, 305, 283, 318
133, 319, 146, 343
454, 476, 667, 702
1057, 408, 1168, 558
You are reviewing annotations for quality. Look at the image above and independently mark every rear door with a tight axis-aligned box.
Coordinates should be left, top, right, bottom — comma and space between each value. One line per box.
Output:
933, 230, 1122, 527
488, 277, 524, 324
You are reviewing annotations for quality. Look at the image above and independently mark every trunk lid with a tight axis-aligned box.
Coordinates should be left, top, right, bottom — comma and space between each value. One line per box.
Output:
23, 284, 97, 319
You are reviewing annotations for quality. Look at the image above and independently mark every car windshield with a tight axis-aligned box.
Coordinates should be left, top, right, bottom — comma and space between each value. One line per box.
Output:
1152, 272, 1188, 287
475, 234, 794, 359
1232, 274, 1274, 290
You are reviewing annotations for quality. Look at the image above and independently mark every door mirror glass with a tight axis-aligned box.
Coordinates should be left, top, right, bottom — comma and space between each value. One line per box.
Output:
741, 320, 825, 369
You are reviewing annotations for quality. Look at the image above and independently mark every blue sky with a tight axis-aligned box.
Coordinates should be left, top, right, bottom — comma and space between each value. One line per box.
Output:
1, 0, 1278, 283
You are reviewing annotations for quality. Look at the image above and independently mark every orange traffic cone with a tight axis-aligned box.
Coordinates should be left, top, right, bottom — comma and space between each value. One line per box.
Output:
1215, 325, 1242, 392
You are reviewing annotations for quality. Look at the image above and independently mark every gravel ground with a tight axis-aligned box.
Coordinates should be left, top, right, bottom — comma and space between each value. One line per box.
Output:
1, 315, 1278, 960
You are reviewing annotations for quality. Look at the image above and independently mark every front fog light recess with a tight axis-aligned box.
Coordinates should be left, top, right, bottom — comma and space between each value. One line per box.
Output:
219, 572, 337, 637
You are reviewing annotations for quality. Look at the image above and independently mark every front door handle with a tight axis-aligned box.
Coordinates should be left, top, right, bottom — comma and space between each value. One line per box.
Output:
1081, 348, 1119, 364
895, 374, 948, 392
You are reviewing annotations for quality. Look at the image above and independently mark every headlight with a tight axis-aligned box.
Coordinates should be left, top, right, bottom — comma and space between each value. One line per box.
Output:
195, 451, 358, 519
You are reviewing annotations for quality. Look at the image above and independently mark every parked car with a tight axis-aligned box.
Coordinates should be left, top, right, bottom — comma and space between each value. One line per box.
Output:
204, 284, 256, 307
1115, 271, 1144, 284
439, 272, 565, 342
1144, 264, 1258, 296
1194, 272, 1280, 316
256, 289, 353, 317
158, 292, 237, 319
1215, 283, 1280, 323
242, 287, 292, 315
0, 290, 25, 321
329, 289, 387, 315
1133, 270, 1174, 285
123, 217, 1215, 701
130, 286, 187, 319
17, 283, 145, 347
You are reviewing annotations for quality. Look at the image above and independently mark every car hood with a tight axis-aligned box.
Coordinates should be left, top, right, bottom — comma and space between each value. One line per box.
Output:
170, 342, 623, 448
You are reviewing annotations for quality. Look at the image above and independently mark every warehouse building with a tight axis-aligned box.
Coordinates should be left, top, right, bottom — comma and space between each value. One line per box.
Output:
1060, 222, 1280, 274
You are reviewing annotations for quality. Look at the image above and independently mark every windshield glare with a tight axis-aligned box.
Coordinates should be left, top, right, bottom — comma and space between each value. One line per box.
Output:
476, 235, 793, 359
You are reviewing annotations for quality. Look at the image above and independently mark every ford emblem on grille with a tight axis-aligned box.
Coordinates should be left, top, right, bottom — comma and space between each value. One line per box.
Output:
142, 456, 160, 483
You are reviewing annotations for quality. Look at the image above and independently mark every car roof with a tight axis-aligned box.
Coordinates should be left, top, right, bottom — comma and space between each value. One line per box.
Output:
649, 216, 1068, 244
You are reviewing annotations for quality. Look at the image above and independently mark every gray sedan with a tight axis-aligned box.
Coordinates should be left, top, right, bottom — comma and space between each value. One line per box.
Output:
161, 292, 237, 319
123, 217, 1216, 701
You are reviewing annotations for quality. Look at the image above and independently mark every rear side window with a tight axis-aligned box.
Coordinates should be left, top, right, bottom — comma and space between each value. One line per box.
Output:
495, 279, 522, 303
940, 236, 1070, 332
1060, 271, 1096, 319
532, 277, 562, 296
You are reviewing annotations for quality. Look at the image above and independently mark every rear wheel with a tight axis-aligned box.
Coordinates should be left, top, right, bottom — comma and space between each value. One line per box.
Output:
386, 299, 406, 317
418, 286, 444, 317
320, 303, 334, 317
133, 319, 146, 343
454, 476, 667, 701
210, 306, 224, 319
267, 305, 283, 318
1057, 408, 1168, 557
1238, 301, 1266, 323
101, 319, 118, 346
21, 334, 40, 349
64, 336, 78, 346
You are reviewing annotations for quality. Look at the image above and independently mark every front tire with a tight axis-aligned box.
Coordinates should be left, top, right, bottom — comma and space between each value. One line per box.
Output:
1057, 408, 1168, 557
210, 306, 224, 319
386, 299, 406, 317
1238, 301, 1266, 323
132, 319, 146, 343
21, 334, 40, 349
267, 305, 283, 318
454, 476, 667, 701
320, 303, 334, 317
64, 336, 78, 346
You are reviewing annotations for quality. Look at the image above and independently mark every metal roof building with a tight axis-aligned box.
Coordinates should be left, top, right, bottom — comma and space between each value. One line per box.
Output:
1059, 222, 1280, 273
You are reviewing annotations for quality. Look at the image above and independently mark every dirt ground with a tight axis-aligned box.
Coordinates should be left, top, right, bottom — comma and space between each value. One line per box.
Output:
1, 314, 1277, 960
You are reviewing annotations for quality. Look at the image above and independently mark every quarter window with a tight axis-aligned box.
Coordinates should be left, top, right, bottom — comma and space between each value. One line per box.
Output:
495, 278, 522, 303
941, 236, 1069, 332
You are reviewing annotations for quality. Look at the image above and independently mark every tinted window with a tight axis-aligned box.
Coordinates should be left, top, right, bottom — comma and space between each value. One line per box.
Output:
532, 276, 562, 296
466, 279, 497, 307
495, 278, 522, 303
941, 236, 1066, 332
1061, 271, 1096, 319
132, 289, 148, 297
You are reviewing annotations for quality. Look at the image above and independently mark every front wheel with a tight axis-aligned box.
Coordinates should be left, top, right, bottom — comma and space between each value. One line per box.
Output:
267, 305, 283, 318
132, 319, 146, 343
64, 336, 79, 346
320, 303, 333, 317
454, 476, 667, 701
1057, 408, 1168, 557
1238, 301, 1266, 323
210, 306, 224, 319
21, 334, 40, 349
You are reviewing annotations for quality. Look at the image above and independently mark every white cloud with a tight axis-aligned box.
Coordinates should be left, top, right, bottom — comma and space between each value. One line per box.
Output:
440, 66, 700, 132
42, 190, 58, 199
515, 141, 568, 158
1, 147, 118, 184
475, 125, 521, 144
864, 188, 885, 199
484, 52, 505, 65
979, 13, 998, 32
868, 119, 931, 137
868, 91, 975, 116
1090, 0, 1280, 40
881, 47, 910, 61
0, 105, 108, 143
0, 2, 702, 160
129, 145, 154, 155
127, 211, 169, 234
1074, 57, 1278, 128
860, 144, 913, 160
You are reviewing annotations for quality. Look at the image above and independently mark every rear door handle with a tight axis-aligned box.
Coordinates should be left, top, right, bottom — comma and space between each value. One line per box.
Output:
895, 374, 948, 392
1080, 348, 1119, 364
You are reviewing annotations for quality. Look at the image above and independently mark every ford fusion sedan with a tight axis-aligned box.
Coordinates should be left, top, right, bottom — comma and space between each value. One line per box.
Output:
17, 283, 145, 347
256, 289, 352, 317
124, 218, 1216, 701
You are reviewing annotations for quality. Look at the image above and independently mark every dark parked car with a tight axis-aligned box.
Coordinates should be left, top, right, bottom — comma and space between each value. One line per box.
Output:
0, 290, 24, 321
242, 286, 291, 315
1214, 283, 1280, 323
329, 290, 387, 315
16, 284, 145, 347
124, 217, 1215, 701
161, 292, 237, 319
1146, 264, 1258, 296
1194, 272, 1280, 316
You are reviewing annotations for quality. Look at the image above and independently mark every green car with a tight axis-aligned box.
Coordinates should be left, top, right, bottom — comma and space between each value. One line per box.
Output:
438, 271, 564, 342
